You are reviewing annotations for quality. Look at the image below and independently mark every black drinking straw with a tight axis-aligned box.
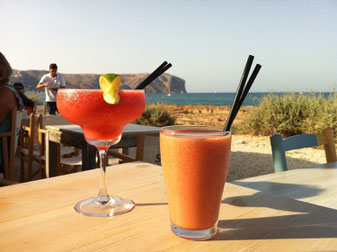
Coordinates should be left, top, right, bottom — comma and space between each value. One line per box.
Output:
238, 64, 262, 108
136, 61, 167, 89
135, 61, 172, 89
226, 63, 262, 130
144, 63, 172, 86
140, 62, 172, 89
224, 55, 254, 131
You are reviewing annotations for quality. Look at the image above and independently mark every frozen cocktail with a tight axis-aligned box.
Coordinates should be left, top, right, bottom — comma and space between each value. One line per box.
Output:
57, 81, 146, 217
160, 126, 231, 240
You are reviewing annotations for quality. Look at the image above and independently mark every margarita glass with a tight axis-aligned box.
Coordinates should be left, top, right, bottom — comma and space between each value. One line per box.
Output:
57, 89, 146, 217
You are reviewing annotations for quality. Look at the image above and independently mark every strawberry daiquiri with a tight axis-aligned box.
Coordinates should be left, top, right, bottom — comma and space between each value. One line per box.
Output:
57, 89, 145, 150
160, 126, 231, 240
57, 88, 146, 217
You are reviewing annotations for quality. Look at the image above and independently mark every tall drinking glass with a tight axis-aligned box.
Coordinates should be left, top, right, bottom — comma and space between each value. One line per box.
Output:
160, 126, 231, 240
57, 89, 146, 217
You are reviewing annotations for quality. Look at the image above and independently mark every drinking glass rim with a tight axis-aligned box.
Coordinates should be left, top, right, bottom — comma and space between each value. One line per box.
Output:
161, 125, 231, 137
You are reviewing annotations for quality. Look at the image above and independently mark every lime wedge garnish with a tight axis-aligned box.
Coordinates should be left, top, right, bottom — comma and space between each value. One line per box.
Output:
99, 73, 121, 104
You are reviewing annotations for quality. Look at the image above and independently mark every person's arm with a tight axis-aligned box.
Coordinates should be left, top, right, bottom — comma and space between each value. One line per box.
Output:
20, 93, 35, 109
36, 75, 51, 89
27, 98, 35, 108
36, 81, 51, 89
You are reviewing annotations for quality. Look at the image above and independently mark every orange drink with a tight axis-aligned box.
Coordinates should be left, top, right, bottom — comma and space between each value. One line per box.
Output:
160, 126, 231, 240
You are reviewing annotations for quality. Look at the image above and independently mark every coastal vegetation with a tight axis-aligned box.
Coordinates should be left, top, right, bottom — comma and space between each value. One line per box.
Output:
134, 92, 337, 140
235, 92, 337, 137
133, 104, 252, 128
133, 105, 176, 127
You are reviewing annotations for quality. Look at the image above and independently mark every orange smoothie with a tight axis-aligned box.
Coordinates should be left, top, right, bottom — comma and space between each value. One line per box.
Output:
160, 126, 231, 231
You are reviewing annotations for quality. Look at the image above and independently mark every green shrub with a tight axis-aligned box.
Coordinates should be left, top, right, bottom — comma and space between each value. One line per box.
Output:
236, 92, 337, 137
133, 105, 176, 127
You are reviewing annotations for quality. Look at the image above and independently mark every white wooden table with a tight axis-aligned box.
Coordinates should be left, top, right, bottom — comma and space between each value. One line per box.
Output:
231, 161, 337, 210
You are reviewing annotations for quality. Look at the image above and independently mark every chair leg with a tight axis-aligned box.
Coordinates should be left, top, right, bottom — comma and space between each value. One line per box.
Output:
2, 138, 9, 180
28, 156, 33, 181
56, 143, 61, 175
40, 160, 46, 178
72, 165, 79, 173
270, 134, 288, 172
20, 155, 25, 182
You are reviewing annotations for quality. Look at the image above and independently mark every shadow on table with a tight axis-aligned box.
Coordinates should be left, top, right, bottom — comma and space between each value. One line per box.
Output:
231, 181, 323, 200
216, 211, 337, 240
216, 191, 337, 240
136, 202, 168, 206
222, 189, 322, 213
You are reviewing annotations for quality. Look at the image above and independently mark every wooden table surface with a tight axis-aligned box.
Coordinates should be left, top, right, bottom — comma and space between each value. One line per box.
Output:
1, 162, 337, 251
45, 124, 160, 176
232, 161, 337, 210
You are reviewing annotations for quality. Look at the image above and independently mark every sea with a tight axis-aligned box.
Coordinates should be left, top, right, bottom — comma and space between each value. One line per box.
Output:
145, 93, 266, 106
145, 92, 334, 106
32, 92, 334, 107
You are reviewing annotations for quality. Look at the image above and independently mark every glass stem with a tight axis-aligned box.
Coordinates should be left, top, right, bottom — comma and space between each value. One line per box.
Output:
97, 149, 110, 203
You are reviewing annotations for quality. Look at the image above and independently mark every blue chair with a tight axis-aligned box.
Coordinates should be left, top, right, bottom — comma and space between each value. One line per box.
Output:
270, 128, 337, 172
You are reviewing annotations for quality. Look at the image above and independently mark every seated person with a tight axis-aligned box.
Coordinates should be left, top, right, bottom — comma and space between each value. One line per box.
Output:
13, 82, 35, 114
0, 52, 24, 175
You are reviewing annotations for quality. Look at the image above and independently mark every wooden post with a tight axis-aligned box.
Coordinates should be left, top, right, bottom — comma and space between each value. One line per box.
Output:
82, 142, 97, 171
135, 134, 145, 161
49, 141, 58, 177
322, 128, 337, 163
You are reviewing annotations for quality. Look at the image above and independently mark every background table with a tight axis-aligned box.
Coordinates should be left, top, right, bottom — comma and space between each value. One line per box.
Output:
45, 124, 160, 177
232, 161, 337, 209
1, 162, 337, 251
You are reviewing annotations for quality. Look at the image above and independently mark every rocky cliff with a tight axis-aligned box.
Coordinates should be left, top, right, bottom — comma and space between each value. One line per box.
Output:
10, 70, 186, 94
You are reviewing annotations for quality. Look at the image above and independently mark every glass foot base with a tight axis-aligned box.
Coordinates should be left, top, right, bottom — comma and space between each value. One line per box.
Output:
74, 196, 135, 217
171, 222, 217, 240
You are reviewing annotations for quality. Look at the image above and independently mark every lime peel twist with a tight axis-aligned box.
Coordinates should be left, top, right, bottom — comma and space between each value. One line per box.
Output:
99, 73, 121, 104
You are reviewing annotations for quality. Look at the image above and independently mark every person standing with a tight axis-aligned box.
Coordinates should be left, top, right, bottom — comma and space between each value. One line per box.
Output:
37, 63, 66, 115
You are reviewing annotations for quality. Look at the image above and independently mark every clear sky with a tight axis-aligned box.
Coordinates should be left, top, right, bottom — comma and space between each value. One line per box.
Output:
1, 0, 336, 92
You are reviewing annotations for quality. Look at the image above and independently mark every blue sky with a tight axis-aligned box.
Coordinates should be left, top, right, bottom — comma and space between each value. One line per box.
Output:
1, 0, 336, 92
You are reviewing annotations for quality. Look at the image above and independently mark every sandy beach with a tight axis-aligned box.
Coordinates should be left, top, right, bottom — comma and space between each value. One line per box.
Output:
160, 104, 254, 127
161, 104, 328, 181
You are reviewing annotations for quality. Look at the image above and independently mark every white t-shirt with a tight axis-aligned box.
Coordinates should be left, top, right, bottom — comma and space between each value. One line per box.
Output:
39, 73, 66, 102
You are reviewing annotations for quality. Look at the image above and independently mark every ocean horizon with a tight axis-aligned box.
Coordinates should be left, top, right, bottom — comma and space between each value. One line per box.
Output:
31, 91, 335, 107
145, 92, 335, 106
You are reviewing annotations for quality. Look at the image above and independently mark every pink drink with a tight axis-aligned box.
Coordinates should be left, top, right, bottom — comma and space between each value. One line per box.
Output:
57, 89, 146, 148
56, 88, 146, 217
